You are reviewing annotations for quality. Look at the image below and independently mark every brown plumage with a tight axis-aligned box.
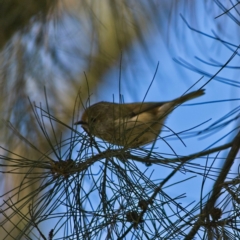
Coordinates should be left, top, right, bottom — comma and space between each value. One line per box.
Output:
75, 89, 205, 147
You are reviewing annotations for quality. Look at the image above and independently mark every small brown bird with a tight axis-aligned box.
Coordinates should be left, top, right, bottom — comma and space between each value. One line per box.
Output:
75, 89, 205, 147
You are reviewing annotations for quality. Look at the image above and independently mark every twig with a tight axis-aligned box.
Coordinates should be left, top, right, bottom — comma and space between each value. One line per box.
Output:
185, 131, 240, 239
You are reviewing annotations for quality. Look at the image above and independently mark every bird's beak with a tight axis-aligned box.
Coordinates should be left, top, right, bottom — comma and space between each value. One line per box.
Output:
74, 120, 89, 133
74, 120, 87, 125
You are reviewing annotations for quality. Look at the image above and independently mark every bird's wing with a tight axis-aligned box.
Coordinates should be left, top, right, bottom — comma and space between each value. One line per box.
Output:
122, 89, 205, 118
122, 102, 165, 118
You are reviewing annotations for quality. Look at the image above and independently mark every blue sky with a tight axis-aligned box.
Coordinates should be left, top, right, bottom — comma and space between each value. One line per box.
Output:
46, 2, 240, 239
3, 1, 240, 239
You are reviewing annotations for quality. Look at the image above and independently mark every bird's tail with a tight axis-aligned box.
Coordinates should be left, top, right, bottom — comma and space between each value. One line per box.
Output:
173, 89, 205, 105
156, 89, 205, 120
